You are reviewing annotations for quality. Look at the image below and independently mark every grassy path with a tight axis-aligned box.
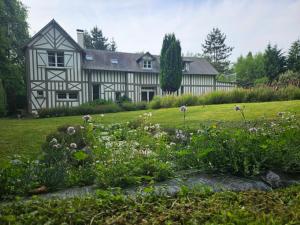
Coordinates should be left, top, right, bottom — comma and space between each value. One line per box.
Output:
0, 100, 299, 162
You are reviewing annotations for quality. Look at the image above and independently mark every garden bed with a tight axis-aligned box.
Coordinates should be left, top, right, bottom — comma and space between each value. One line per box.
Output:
1, 108, 300, 200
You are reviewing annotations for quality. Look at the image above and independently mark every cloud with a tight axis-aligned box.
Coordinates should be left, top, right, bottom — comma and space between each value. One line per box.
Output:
22, 0, 300, 61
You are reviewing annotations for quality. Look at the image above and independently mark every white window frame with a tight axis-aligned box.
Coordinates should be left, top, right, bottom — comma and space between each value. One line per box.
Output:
48, 51, 64, 67
143, 60, 152, 69
56, 92, 78, 101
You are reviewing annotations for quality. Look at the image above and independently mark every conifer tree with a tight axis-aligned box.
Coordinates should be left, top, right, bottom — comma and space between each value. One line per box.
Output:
159, 34, 183, 93
202, 28, 233, 73
287, 39, 300, 72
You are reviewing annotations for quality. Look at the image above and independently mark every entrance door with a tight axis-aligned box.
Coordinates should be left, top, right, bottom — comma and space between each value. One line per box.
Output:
141, 87, 155, 102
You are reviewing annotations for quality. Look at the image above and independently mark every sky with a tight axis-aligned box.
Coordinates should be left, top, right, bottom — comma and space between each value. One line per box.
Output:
21, 0, 300, 62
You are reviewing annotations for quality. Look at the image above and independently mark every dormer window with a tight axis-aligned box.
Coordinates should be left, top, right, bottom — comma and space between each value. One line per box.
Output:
183, 62, 190, 72
48, 51, 64, 67
143, 60, 152, 69
111, 59, 118, 64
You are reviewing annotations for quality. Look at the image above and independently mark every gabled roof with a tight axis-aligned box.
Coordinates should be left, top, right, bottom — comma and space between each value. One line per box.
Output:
136, 52, 156, 63
23, 19, 83, 51
83, 49, 218, 75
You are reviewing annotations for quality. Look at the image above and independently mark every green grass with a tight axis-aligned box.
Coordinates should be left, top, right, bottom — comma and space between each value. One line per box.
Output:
0, 100, 300, 162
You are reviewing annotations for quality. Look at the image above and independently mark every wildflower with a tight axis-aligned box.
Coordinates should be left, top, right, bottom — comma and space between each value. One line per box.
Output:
170, 142, 176, 146
70, 143, 77, 149
175, 129, 186, 140
53, 144, 62, 149
100, 114, 104, 117
277, 112, 284, 116
82, 114, 92, 122
249, 127, 258, 133
67, 126, 76, 135
180, 105, 187, 112
49, 138, 58, 145
270, 122, 276, 127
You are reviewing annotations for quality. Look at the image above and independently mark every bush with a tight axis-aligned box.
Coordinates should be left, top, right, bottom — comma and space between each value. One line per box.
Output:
120, 101, 147, 111
38, 104, 122, 118
148, 86, 300, 109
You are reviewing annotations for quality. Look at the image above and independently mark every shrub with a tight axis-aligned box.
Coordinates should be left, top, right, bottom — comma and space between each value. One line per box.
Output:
120, 101, 147, 111
38, 104, 122, 118
148, 86, 300, 109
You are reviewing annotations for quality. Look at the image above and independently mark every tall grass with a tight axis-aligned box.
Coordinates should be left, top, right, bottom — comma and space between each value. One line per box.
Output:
148, 86, 300, 109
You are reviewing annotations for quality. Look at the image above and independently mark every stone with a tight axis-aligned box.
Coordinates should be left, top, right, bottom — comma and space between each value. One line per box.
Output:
263, 171, 281, 188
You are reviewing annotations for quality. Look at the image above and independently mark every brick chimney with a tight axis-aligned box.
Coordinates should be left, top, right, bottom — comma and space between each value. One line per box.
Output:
76, 29, 84, 48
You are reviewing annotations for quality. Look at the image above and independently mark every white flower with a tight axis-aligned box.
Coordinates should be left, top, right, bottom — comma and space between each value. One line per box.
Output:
180, 105, 187, 112
82, 114, 92, 122
100, 114, 104, 117
249, 127, 258, 133
170, 142, 176, 146
67, 126, 76, 135
70, 143, 77, 149
53, 144, 62, 149
49, 138, 58, 145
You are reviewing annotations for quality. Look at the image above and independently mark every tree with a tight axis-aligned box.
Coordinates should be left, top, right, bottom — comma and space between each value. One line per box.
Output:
234, 52, 266, 87
0, 0, 29, 114
264, 43, 286, 82
83, 26, 116, 51
202, 28, 233, 74
159, 33, 183, 93
109, 38, 117, 51
287, 39, 300, 72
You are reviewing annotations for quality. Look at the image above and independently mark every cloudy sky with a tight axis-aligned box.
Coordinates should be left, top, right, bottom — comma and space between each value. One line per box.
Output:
21, 0, 300, 61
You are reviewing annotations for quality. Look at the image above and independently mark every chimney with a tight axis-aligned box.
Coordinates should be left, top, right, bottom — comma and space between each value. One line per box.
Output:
76, 29, 84, 48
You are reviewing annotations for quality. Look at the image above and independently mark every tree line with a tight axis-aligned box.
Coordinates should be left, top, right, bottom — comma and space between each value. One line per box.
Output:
235, 41, 300, 87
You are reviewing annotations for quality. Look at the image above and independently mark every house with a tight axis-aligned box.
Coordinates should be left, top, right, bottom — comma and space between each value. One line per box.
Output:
23, 19, 234, 113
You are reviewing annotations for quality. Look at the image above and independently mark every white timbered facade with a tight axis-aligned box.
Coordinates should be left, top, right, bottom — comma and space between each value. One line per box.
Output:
24, 20, 235, 112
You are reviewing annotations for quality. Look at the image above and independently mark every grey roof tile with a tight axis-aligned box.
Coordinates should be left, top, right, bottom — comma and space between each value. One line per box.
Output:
82, 49, 218, 75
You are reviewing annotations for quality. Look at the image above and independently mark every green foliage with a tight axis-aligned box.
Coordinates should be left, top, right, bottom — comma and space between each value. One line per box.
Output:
0, 79, 6, 116
37, 104, 122, 118
0, 185, 299, 224
83, 26, 116, 51
202, 28, 234, 73
191, 113, 300, 176
235, 52, 266, 87
148, 86, 300, 109
287, 39, 300, 72
274, 70, 300, 87
0, 0, 29, 114
159, 33, 183, 93
264, 43, 286, 82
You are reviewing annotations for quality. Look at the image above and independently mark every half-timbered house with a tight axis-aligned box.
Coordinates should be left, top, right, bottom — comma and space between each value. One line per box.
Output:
23, 19, 234, 112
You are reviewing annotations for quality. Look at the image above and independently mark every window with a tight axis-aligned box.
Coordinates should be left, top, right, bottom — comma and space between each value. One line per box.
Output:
37, 90, 44, 98
143, 60, 152, 69
68, 93, 78, 99
56, 92, 78, 101
48, 52, 56, 66
111, 59, 118, 64
183, 62, 189, 72
48, 51, 64, 67
115, 92, 122, 102
141, 87, 155, 102
93, 84, 100, 100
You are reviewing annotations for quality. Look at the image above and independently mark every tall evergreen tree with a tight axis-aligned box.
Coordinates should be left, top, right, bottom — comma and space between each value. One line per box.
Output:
287, 39, 300, 72
202, 28, 233, 74
83, 26, 116, 51
264, 43, 286, 82
0, 0, 29, 114
159, 33, 183, 93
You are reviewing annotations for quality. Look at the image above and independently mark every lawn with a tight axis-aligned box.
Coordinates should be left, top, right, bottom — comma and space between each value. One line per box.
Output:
0, 100, 299, 162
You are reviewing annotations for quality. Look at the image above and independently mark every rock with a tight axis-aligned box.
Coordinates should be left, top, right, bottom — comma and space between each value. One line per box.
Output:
263, 171, 281, 188
30, 185, 48, 194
